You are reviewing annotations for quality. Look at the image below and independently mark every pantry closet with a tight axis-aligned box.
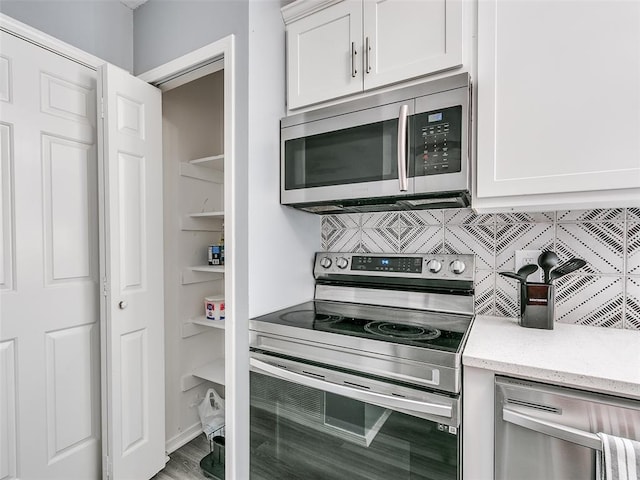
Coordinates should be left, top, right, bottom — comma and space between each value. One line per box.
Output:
159, 66, 228, 452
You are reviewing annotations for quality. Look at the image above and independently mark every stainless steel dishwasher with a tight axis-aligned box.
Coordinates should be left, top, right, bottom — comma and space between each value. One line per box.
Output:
495, 376, 640, 480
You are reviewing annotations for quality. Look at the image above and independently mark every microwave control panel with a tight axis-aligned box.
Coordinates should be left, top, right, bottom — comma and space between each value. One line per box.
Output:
413, 105, 462, 176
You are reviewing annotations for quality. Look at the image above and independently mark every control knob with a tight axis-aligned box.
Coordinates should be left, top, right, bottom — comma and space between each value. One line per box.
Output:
336, 257, 349, 269
319, 257, 332, 269
427, 259, 442, 273
450, 260, 466, 275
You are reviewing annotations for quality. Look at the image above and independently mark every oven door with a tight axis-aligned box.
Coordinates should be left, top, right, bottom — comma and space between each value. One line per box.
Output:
250, 353, 460, 480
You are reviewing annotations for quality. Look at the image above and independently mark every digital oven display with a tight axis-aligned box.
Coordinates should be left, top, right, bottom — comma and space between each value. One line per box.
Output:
351, 256, 423, 273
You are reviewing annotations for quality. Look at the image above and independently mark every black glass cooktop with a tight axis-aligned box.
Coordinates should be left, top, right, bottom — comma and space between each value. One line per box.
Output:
251, 301, 470, 353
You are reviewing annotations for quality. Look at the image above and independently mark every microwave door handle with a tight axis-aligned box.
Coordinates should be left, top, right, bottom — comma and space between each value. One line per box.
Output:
397, 104, 409, 191
503, 406, 603, 451
250, 358, 453, 420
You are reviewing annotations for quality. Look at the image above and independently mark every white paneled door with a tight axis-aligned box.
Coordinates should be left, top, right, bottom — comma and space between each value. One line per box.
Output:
0, 31, 101, 479
98, 64, 165, 480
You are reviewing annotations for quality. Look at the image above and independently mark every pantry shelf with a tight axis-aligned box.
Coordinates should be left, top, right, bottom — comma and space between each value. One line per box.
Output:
181, 267, 224, 285
188, 154, 224, 171
192, 358, 225, 385
191, 265, 225, 273
179, 161, 223, 183
191, 316, 226, 330
189, 211, 224, 218
181, 316, 225, 338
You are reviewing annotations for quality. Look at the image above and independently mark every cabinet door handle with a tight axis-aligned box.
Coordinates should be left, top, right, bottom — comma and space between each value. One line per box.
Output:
351, 41, 358, 78
397, 104, 409, 192
365, 36, 371, 74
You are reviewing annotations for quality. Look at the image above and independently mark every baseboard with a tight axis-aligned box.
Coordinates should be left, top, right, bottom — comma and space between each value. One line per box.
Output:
165, 422, 204, 454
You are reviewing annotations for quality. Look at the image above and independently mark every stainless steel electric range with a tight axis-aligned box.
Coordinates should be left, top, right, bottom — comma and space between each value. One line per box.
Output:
249, 252, 475, 480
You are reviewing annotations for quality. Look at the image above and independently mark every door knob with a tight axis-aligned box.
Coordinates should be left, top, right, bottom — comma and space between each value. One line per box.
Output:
118, 301, 128, 310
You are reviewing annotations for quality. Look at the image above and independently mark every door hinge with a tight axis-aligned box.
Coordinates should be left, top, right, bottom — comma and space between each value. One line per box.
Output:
102, 277, 109, 297
100, 97, 105, 119
104, 455, 112, 480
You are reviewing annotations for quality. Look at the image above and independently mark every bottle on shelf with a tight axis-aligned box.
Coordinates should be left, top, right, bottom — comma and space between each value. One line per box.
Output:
207, 225, 225, 266
219, 228, 224, 266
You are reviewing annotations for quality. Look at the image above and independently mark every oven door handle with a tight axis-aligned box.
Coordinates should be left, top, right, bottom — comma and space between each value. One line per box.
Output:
250, 358, 453, 419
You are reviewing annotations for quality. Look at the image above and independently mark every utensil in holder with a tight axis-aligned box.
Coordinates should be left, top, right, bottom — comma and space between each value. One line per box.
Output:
520, 283, 554, 330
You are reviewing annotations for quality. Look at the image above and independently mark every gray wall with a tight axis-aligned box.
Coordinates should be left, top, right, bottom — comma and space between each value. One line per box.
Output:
247, 0, 320, 319
133, 0, 249, 75
0, 0, 133, 71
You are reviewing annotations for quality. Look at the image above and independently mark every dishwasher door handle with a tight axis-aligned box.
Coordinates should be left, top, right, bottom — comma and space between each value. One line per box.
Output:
503, 406, 603, 451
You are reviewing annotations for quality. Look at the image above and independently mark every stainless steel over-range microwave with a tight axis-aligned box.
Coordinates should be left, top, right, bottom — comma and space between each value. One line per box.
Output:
280, 73, 471, 214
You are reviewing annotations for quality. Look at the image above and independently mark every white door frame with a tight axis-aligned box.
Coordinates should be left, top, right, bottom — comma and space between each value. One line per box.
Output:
137, 38, 240, 479
1, 13, 241, 479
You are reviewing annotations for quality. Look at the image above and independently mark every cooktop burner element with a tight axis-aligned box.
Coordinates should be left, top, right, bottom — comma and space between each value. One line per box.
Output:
364, 321, 441, 340
281, 310, 343, 324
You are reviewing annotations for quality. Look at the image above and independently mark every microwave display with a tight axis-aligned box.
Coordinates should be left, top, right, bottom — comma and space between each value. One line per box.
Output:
412, 106, 462, 177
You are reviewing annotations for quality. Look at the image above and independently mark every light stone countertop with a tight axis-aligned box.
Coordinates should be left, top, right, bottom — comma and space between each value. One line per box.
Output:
463, 315, 640, 399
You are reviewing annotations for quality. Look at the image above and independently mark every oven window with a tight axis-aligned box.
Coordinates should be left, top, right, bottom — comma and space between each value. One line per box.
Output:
284, 119, 399, 190
250, 371, 458, 480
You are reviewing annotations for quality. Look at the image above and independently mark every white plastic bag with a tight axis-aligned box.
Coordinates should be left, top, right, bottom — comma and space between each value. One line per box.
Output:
197, 388, 225, 439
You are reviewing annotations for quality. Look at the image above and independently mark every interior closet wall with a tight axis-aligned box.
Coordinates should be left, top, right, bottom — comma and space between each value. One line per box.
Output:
0, 1, 133, 71
162, 71, 226, 445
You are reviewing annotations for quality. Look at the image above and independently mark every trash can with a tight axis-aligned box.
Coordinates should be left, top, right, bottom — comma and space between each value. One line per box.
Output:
200, 435, 225, 479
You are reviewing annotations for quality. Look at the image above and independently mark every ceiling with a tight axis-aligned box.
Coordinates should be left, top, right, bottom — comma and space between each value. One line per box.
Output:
120, 0, 149, 10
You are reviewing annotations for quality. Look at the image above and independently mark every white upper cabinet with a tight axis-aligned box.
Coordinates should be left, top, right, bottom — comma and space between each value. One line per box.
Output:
363, 0, 462, 91
283, 0, 463, 110
286, 1, 362, 109
475, 0, 640, 211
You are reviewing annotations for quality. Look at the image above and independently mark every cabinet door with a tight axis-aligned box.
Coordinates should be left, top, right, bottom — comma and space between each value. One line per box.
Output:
287, 0, 363, 109
476, 0, 640, 203
98, 63, 165, 480
363, 0, 463, 91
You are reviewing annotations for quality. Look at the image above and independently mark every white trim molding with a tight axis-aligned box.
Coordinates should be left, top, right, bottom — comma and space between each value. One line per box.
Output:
281, 0, 344, 24
165, 422, 204, 455
137, 38, 230, 84
0, 13, 104, 69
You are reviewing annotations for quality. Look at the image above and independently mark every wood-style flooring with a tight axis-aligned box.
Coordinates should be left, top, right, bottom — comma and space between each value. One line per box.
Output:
151, 403, 456, 480
152, 434, 213, 480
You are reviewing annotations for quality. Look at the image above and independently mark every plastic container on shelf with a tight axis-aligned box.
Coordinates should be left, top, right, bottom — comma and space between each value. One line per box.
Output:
205, 296, 225, 321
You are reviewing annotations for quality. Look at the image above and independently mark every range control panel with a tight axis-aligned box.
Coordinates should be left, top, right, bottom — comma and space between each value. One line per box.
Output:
351, 255, 423, 273
314, 252, 475, 282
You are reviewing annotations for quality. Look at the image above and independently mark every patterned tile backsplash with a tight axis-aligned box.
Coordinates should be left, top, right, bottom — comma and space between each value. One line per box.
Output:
321, 208, 640, 330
